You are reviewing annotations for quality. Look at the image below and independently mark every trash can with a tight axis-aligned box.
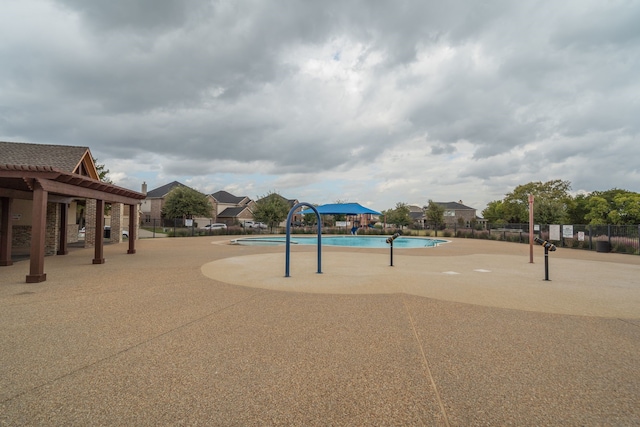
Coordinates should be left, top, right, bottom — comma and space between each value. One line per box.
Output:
104, 226, 111, 239
596, 240, 610, 253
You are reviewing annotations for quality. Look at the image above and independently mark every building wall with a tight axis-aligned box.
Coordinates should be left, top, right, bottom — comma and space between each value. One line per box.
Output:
150, 199, 163, 223
443, 209, 476, 227
10, 200, 80, 252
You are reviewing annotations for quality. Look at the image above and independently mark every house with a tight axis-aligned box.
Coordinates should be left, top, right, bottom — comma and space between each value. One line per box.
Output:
0, 141, 145, 282
209, 190, 255, 226
437, 201, 477, 227
141, 181, 215, 227
408, 205, 426, 228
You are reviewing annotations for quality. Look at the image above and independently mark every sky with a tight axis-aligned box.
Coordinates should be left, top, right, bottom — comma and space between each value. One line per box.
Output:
1, 0, 639, 214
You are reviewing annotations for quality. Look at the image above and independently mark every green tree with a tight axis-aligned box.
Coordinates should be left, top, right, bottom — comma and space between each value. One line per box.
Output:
161, 186, 212, 220
584, 196, 609, 225
608, 193, 640, 225
482, 200, 506, 224
93, 157, 112, 184
590, 188, 633, 206
502, 180, 571, 224
384, 202, 411, 228
424, 200, 444, 230
566, 193, 590, 224
252, 192, 290, 231
582, 188, 638, 225
303, 211, 317, 226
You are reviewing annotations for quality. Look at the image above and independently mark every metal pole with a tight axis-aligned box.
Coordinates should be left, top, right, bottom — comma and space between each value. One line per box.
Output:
529, 194, 534, 263
390, 240, 394, 267
544, 247, 550, 281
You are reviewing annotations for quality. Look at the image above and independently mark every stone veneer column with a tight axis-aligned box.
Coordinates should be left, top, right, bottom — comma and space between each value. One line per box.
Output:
44, 202, 59, 256
110, 202, 123, 243
85, 199, 97, 248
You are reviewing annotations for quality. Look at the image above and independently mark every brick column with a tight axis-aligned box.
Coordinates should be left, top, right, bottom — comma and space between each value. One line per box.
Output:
85, 199, 97, 248
110, 202, 123, 243
45, 202, 59, 256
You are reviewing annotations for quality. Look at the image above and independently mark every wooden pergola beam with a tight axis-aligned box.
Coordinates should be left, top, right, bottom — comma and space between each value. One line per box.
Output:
36, 178, 141, 205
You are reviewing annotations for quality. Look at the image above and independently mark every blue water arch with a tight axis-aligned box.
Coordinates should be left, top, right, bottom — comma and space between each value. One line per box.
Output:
285, 203, 322, 277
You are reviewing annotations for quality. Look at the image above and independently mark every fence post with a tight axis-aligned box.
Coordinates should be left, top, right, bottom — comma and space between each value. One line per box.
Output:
588, 224, 592, 251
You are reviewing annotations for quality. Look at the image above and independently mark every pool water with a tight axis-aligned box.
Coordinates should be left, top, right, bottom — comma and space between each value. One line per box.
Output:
231, 235, 448, 249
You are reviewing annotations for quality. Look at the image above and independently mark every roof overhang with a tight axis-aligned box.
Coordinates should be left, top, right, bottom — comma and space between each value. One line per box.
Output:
0, 165, 145, 205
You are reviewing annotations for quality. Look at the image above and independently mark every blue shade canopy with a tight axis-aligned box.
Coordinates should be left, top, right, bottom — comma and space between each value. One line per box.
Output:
300, 203, 381, 216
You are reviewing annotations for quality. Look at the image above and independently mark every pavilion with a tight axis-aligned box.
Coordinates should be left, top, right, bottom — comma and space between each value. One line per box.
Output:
0, 141, 146, 282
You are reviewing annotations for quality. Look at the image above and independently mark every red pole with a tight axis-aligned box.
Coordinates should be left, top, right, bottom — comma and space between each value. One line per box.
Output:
529, 194, 534, 264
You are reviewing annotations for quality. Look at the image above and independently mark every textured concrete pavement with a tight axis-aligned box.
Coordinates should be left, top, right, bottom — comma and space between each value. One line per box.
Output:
1, 236, 639, 425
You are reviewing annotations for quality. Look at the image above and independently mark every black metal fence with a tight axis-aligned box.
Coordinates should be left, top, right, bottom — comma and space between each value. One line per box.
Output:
139, 218, 640, 256
448, 223, 640, 255
139, 218, 269, 237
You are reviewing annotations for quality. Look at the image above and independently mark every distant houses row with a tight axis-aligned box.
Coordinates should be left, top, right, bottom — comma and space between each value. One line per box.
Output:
140, 181, 301, 227
140, 181, 482, 229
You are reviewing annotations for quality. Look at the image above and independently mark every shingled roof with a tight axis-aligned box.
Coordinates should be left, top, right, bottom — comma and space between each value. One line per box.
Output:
211, 190, 247, 204
0, 141, 93, 175
218, 206, 251, 218
436, 201, 475, 210
146, 181, 188, 198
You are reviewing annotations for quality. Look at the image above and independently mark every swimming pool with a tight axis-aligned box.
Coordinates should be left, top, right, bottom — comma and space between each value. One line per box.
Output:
231, 235, 448, 249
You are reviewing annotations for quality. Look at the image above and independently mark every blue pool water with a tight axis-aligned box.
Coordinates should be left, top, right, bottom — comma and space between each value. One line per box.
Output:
231, 235, 448, 249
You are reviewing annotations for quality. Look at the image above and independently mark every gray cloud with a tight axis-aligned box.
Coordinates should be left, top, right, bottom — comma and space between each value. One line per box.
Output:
1, 0, 639, 211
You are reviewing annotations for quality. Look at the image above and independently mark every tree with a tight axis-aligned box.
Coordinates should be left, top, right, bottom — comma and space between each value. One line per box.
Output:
482, 200, 506, 224
424, 200, 444, 230
161, 186, 212, 220
93, 157, 112, 184
584, 196, 609, 225
252, 192, 290, 231
383, 202, 411, 228
608, 193, 640, 225
502, 180, 572, 224
303, 211, 317, 226
566, 193, 590, 224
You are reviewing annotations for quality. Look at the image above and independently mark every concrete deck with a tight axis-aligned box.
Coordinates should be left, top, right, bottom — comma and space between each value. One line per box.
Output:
1, 236, 639, 425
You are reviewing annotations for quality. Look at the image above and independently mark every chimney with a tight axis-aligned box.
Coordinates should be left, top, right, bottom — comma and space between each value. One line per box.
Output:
141, 182, 147, 195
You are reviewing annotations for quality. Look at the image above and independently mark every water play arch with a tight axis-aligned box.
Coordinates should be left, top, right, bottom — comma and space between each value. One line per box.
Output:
285, 203, 321, 277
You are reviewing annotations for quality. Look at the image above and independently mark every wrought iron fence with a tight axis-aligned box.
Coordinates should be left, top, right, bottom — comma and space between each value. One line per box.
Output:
138, 218, 640, 256
450, 223, 640, 255
139, 218, 269, 237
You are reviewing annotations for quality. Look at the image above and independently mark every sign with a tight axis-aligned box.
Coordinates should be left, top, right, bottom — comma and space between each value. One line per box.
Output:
534, 224, 540, 231
562, 225, 574, 238
549, 224, 560, 241
185, 219, 193, 227
578, 231, 585, 241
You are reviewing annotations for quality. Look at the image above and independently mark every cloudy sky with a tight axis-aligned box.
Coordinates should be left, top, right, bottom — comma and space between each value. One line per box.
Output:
2, 0, 639, 213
